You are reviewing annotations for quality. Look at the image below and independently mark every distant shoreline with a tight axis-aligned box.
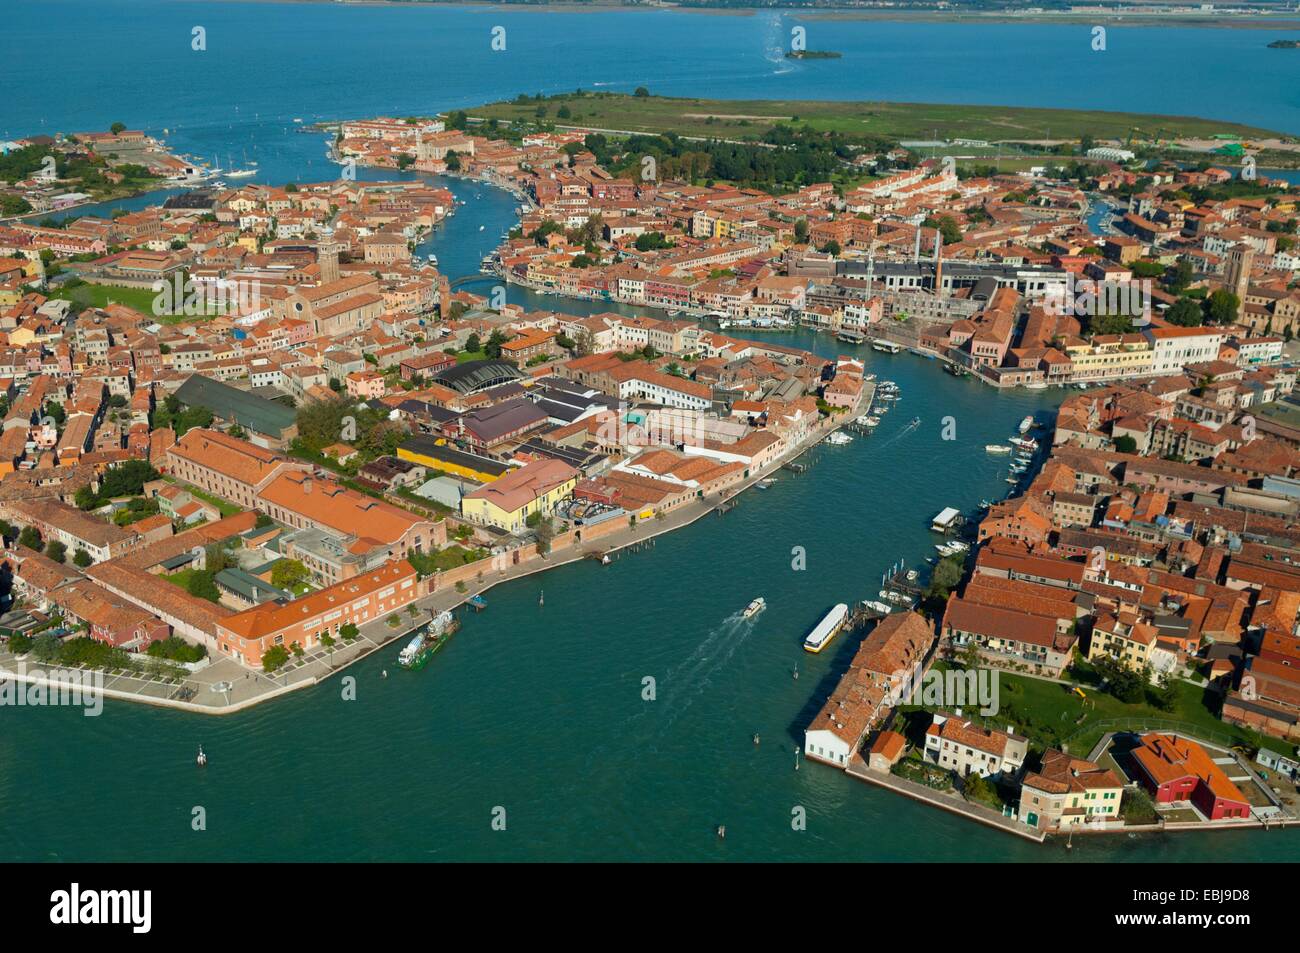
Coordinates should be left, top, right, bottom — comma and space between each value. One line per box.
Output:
190, 1, 1300, 30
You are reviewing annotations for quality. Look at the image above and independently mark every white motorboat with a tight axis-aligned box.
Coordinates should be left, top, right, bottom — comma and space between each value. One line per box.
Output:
826, 431, 853, 445
985, 444, 1012, 454
743, 597, 767, 620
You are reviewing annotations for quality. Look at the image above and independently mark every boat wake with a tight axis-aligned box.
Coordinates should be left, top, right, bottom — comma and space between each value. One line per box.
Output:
872, 417, 922, 451
658, 612, 757, 728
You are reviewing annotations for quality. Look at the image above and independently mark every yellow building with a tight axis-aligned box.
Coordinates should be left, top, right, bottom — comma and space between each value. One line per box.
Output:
1020, 749, 1125, 830
397, 437, 510, 484
1064, 334, 1154, 383
460, 458, 577, 532
1087, 612, 1157, 671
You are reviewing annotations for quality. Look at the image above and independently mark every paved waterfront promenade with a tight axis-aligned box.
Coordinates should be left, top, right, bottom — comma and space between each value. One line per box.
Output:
844, 753, 1048, 843
0, 394, 861, 715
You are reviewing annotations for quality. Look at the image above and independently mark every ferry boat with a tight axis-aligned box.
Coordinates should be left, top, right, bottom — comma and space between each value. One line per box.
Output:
871, 340, 901, 354
397, 611, 460, 671
985, 444, 1012, 454
804, 603, 849, 653
743, 597, 767, 619
826, 431, 853, 445
1018, 415, 1035, 434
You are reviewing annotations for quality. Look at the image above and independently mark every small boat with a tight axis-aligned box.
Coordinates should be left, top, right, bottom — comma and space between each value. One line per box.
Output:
427, 253, 438, 265
985, 444, 1011, 454
196, 745, 207, 767
743, 597, 767, 619
826, 431, 853, 445
226, 168, 256, 179
478, 225, 485, 231
756, 479, 774, 489
1010, 436, 1038, 451
864, 416, 881, 426
1006, 476, 1020, 484
1018, 415, 1034, 434
863, 600, 893, 614
879, 589, 891, 599
906, 569, 919, 582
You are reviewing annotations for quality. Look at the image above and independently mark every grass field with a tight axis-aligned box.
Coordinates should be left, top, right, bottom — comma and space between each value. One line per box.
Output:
467, 92, 1283, 145
985, 670, 1294, 758
47, 281, 219, 324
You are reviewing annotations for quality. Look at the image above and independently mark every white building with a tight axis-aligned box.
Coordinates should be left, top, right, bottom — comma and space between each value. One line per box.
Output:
1143, 326, 1225, 376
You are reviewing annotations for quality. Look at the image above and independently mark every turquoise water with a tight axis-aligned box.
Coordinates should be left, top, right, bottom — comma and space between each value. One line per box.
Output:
4, 333, 1294, 861
4, 0, 1298, 861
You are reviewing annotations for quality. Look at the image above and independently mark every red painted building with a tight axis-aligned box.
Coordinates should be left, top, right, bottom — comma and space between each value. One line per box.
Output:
1130, 733, 1251, 821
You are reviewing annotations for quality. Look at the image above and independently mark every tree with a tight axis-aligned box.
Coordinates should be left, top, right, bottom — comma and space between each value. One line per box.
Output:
261, 645, 290, 673
44, 540, 67, 563
1204, 288, 1239, 326
633, 86, 650, 97
926, 555, 964, 599
72, 548, 93, 569
18, 526, 41, 550
465, 332, 482, 354
32, 633, 61, 664
1113, 434, 1138, 454
340, 623, 359, 641
270, 559, 311, 591
1095, 656, 1146, 703
963, 771, 994, 805
484, 330, 509, 360
1148, 670, 1177, 712
1165, 297, 1203, 327
110, 122, 126, 135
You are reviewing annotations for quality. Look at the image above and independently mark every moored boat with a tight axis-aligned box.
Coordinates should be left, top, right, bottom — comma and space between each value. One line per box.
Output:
804, 603, 849, 653
397, 611, 459, 670
985, 444, 1011, 454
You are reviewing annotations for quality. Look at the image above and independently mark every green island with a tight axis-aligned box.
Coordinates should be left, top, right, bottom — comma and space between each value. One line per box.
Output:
466, 90, 1284, 144
1267, 39, 1300, 48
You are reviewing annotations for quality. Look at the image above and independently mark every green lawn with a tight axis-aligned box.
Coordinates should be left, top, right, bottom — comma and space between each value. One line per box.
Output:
972, 669, 1293, 759
467, 93, 1284, 145
48, 281, 220, 323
